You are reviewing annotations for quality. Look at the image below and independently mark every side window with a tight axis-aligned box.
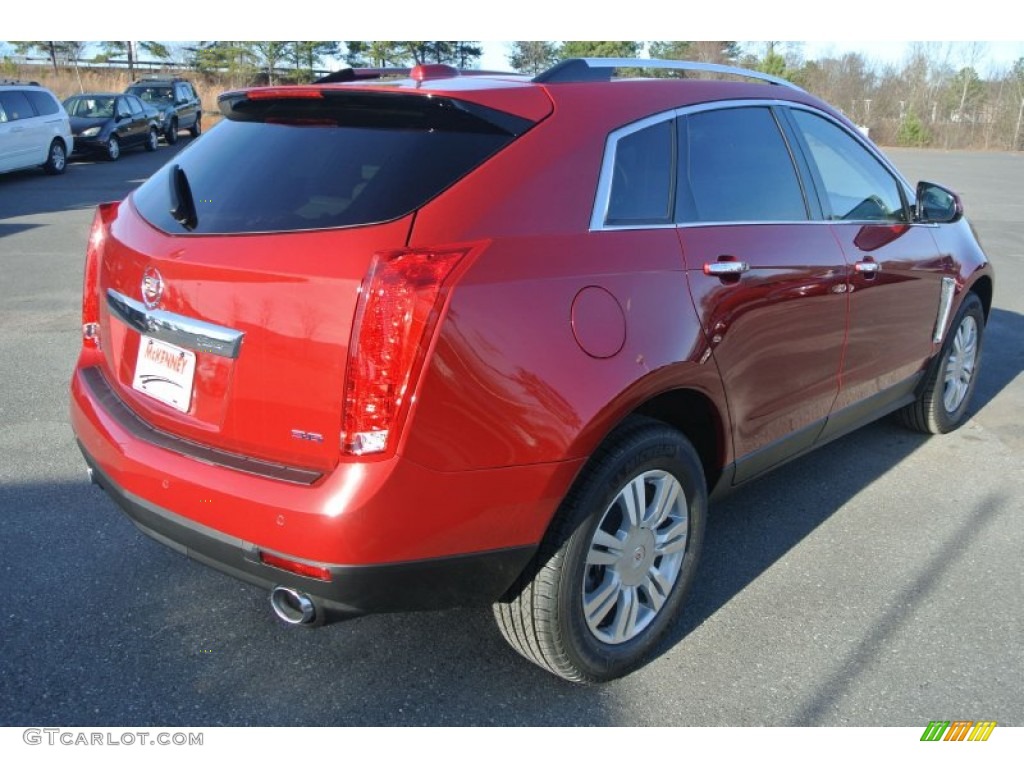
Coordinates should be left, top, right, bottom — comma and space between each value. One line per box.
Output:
678, 107, 808, 223
127, 95, 144, 115
0, 91, 34, 121
791, 110, 906, 222
25, 90, 59, 116
606, 119, 673, 225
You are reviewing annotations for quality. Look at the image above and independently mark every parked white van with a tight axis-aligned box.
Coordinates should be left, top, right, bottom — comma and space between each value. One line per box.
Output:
0, 81, 74, 175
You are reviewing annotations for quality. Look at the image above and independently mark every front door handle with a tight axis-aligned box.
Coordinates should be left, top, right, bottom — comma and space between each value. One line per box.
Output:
704, 261, 750, 277
854, 260, 880, 276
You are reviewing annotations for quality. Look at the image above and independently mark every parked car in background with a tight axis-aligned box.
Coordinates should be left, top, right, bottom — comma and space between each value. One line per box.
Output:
124, 77, 202, 144
0, 80, 72, 175
71, 59, 994, 683
63, 93, 159, 161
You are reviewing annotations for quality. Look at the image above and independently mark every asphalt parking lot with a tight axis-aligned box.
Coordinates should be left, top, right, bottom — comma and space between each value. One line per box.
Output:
0, 145, 1021, 726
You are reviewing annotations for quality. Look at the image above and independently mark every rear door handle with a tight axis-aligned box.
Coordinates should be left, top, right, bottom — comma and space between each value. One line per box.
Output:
854, 260, 880, 275
704, 261, 750, 277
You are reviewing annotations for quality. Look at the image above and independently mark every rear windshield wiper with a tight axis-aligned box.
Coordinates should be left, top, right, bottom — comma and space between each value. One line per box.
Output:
169, 163, 198, 230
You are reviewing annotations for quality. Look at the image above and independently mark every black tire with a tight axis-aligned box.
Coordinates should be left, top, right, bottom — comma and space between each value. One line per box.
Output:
42, 139, 67, 175
165, 118, 179, 145
493, 417, 707, 683
145, 128, 158, 152
189, 114, 202, 138
899, 292, 984, 434
105, 135, 120, 162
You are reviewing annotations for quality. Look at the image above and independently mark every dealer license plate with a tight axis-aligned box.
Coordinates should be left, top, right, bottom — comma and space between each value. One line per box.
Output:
132, 335, 196, 413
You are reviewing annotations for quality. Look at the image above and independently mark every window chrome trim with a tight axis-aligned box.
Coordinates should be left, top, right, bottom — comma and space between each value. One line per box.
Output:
590, 109, 678, 232
590, 99, 919, 233
106, 289, 245, 359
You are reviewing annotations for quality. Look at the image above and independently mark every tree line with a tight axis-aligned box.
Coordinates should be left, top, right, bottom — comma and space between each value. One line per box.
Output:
5, 41, 1022, 150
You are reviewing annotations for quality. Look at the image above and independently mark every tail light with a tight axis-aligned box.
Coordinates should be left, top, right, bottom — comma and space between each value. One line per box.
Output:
81, 201, 119, 350
341, 244, 480, 456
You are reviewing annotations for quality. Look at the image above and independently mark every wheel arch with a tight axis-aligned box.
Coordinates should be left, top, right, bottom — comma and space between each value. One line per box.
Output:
566, 380, 730, 503
968, 273, 993, 322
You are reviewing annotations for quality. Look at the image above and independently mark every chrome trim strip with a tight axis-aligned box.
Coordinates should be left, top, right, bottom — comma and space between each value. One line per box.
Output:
933, 276, 957, 343
80, 367, 322, 486
106, 289, 244, 359
590, 99, 916, 234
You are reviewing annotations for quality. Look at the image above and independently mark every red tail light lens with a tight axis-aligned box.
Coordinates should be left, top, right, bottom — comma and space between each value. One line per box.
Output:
341, 245, 478, 456
259, 551, 332, 581
82, 202, 119, 349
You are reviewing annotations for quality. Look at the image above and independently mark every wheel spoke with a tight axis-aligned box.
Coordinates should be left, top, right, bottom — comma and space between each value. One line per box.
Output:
654, 518, 688, 555
641, 566, 671, 612
620, 476, 645, 528
587, 529, 625, 566
584, 573, 621, 627
647, 475, 681, 528
611, 586, 640, 643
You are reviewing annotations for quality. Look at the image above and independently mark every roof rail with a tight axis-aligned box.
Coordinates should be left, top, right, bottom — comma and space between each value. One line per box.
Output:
533, 58, 803, 91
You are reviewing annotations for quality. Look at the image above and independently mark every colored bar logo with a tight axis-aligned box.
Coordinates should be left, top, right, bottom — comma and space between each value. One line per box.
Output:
920, 720, 997, 741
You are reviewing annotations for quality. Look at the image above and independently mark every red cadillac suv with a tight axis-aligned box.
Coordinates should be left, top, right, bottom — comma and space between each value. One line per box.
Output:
70, 58, 993, 682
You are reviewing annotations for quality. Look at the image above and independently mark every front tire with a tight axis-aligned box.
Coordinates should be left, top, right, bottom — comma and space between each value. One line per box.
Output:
105, 135, 120, 161
899, 292, 985, 434
189, 114, 202, 138
145, 128, 158, 152
494, 418, 707, 683
42, 139, 66, 175
165, 118, 179, 145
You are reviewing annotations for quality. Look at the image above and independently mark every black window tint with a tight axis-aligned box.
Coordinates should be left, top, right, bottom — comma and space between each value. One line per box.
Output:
678, 107, 807, 223
0, 91, 34, 121
791, 110, 906, 222
132, 94, 526, 234
25, 90, 59, 116
606, 119, 673, 224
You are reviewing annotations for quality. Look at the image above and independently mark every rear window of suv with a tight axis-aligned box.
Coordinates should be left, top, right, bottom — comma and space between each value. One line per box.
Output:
132, 90, 532, 235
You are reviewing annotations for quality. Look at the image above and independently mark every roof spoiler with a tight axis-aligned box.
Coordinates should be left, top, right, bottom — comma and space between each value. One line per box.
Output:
314, 66, 520, 84
533, 58, 804, 91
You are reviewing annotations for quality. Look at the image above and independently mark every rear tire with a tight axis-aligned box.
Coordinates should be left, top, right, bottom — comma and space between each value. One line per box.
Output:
145, 128, 158, 152
899, 292, 984, 434
189, 115, 202, 138
42, 139, 66, 175
165, 118, 179, 145
493, 418, 707, 683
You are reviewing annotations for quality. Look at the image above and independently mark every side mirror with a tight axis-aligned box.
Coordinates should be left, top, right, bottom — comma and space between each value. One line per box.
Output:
915, 181, 963, 224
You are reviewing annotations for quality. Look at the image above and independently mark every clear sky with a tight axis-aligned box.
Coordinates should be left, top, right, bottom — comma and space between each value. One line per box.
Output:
478, 41, 1024, 76
8, 0, 1023, 75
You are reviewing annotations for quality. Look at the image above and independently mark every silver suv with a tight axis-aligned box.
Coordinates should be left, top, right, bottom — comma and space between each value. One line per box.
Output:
0, 81, 74, 175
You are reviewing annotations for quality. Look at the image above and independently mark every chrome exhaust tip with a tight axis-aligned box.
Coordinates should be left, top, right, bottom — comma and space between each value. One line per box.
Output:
270, 585, 317, 625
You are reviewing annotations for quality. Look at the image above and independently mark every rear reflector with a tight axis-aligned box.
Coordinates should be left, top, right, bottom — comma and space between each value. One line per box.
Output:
259, 551, 332, 581
341, 244, 480, 456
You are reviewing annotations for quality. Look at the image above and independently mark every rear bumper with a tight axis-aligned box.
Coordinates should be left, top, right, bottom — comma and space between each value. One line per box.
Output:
71, 365, 581, 616
80, 450, 534, 620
